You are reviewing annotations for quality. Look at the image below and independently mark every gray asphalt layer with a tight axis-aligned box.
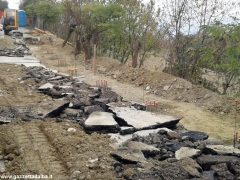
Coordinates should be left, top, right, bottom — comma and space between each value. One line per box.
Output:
0, 55, 42, 67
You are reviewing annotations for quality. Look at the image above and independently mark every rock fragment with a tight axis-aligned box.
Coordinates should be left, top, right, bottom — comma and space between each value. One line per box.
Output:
205, 145, 240, 156
119, 127, 135, 135
197, 155, 239, 170
38, 82, 54, 92
37, 100, 69, 118
111, 149, 146, 164
179, 158, 202, 178
125, 141, 160, 157
181, 131, 208, 142
175, 147, 201, 160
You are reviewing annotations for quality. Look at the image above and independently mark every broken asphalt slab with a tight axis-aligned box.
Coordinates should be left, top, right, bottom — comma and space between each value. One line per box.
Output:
175, 147, 201, 160
133, 128, 173, 137
197, 155, 240, 170
108, 128, 174, 148
124, 141, 160, 157
108, 106, 181, 130
108, 133, 133, 149
204, 145, 240, 156
84, 111, 120, 133
38, 82, 54, 92
181, 131, 209, 142
0, 117, 12, 124
111, 149, 146, 164
37, 100, 69, 118
0, 56, 42, 67
119, 126, 136, 135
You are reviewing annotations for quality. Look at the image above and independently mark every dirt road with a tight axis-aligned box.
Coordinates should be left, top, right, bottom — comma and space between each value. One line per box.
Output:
29, 39, 239, 143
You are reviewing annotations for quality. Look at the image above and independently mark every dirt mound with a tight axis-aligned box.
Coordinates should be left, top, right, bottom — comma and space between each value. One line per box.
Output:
98, 62, 238, 115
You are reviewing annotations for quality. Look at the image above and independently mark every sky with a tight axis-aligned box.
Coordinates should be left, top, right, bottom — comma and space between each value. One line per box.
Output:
7, 0, 240, 20
7, 0, 20, 9
8, 0, 240, 11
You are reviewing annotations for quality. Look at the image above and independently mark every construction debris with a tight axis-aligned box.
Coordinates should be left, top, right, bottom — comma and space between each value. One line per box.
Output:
0, 47, 27, 57
0, 63, 239, 179
109, 106, 181, 130
84, 111, 120, 133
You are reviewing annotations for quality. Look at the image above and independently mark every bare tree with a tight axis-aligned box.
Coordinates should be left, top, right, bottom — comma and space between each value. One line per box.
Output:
161, 0, 230, 79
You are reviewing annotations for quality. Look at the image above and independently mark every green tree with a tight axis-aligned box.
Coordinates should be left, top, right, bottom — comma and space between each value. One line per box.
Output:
34, 0, 60, 29
19, 0, 36, 10
63, 0, 123, 62
20, 0, 60, 30
100, 0, 160, 68
161, 0, 227, 80
200, 24, 240, 94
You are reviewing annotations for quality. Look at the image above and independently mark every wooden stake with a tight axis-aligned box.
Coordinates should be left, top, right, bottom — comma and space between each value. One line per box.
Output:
143, 81, 145, 104
93, 44, 97, 75
233, 100, 239, 148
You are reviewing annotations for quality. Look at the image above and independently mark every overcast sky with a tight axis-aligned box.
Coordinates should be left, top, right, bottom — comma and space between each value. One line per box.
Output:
7, 0, 240, 20
7, 0, 20, 9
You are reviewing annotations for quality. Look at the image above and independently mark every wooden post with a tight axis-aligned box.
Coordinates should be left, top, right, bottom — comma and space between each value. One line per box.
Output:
143, 80, 145, 104
233, 100, 239, 148
74, 53, 77, 76
93, 44, 97, 75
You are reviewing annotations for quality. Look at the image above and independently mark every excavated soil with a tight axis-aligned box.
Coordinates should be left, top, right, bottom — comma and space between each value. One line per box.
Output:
97, 60, 238, 115
0, 64, 44, 107
0, 121, 115, 180
0, 64, 116, 179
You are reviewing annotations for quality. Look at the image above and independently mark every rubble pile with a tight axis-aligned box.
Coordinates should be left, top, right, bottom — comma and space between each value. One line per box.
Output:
19, 66, 122, 123
0, 45, 30, 57
110, 128, 240, 179
0, 30, 31, 57
2, 65, 239, 179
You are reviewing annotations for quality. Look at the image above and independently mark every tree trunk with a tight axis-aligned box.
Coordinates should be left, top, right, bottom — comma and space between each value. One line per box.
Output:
62, 25, 76, 47
222, 74, 234, 95
74, 39, 81, 57
83, 42, 92, 64
93, 44, 97, 75
123, 52, 130, 64
139, 51, 147, 68
132, 41, 141, 68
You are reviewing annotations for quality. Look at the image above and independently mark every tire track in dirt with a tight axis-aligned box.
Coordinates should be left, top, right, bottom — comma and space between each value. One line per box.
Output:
12, 124, 68, 180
